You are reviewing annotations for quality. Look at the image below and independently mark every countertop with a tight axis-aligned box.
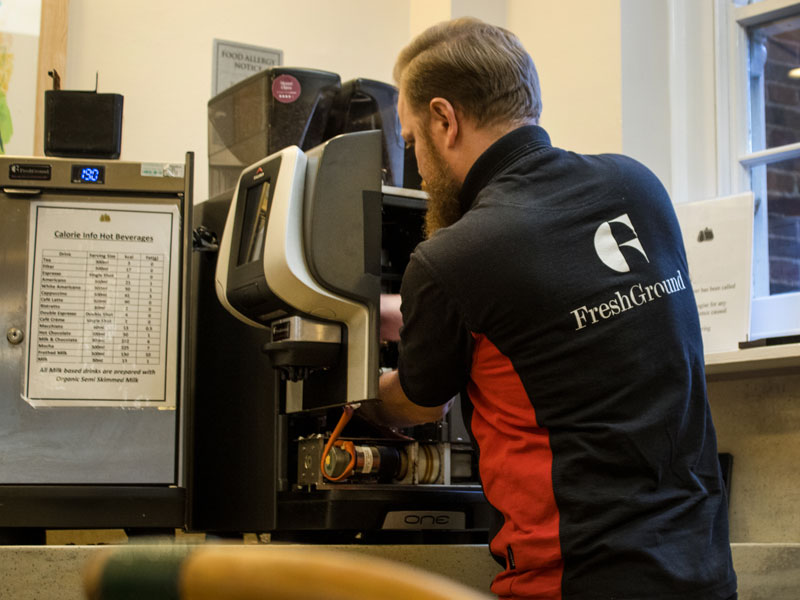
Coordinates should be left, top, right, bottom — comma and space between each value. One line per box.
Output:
0, 541, 797, 599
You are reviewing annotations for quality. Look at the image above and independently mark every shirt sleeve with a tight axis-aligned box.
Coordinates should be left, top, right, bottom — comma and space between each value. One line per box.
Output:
396, 253, 474, 407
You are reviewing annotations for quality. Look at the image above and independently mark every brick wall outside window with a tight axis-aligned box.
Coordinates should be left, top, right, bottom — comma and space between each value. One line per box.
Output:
765, 32, 800, 294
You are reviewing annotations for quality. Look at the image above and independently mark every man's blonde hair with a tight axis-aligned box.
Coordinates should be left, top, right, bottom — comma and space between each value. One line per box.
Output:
394, 17, 542, 128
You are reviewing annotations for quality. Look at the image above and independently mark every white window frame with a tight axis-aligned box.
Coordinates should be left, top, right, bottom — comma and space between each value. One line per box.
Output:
716, 0, 800, 339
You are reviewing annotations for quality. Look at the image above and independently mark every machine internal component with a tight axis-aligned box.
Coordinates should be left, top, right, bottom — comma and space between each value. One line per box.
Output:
298, 435, 473, 488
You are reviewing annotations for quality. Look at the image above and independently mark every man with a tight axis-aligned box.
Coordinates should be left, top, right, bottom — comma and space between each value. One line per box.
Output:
368, 17, 737, 600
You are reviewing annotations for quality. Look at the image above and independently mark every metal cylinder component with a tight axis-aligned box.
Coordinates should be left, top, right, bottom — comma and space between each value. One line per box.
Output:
323, 445, 353, 479
354, 444, 401, 481
395, 447, 409, 481
322, 443, 402, 482
417, 444, 442, 484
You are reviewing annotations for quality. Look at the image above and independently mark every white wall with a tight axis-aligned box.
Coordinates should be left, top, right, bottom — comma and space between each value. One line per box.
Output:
407, 0, 624, 155
620, 0, 718, 202
620, 0, 672, 192
61, 0, 635, 199
65, 0, 411, 199
664, 0, 718, 203
410, 0, 452, 39
451, 0, 507, 27
65, 0, 628, 199
410, 0, 507, 40
507, 0, 623, 155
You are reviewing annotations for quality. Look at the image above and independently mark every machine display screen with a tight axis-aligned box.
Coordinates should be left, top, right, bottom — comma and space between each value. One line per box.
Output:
70, 164, 106, 184
237, 180, 271, 266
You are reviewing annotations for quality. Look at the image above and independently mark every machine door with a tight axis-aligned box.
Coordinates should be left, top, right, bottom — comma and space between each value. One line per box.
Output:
0, 187, 181, 484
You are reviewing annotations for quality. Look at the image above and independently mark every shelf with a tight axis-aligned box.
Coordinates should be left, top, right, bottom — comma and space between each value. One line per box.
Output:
705, 342, 800, 377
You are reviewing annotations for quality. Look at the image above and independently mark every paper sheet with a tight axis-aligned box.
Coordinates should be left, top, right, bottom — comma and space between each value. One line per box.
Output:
23, 201, 180, 407
674, 193, 754, 354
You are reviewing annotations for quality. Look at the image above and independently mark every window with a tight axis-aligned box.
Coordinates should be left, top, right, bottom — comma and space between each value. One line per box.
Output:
719, 0, 800, 339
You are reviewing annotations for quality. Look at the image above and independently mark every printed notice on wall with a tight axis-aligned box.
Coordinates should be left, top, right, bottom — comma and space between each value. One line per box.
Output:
674, 193, 754, 354
212, 39, 283, 96
24, 202, 180, 407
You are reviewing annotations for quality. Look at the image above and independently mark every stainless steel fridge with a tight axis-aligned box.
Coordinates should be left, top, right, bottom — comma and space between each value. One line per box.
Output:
0, 155, 193, 537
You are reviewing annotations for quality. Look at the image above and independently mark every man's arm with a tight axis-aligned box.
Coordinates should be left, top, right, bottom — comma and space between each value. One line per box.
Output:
358, 370, 452, 429
380, 294, 403, 342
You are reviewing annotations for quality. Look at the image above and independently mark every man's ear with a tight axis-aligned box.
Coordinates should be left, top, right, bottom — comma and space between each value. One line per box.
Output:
428, 97, 459, 148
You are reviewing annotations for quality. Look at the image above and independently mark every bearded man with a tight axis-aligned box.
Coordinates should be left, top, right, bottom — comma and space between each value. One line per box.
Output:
366, 17, 737, 600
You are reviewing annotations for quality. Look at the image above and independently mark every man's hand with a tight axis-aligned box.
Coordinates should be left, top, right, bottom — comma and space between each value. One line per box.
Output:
380, 294, 403, 342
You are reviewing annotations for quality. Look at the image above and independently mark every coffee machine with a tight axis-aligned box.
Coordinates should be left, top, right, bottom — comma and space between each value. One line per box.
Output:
188, 68, 488, 540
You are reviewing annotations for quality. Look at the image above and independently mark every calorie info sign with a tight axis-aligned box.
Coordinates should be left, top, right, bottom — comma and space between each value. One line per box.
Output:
24, 202, 181, 407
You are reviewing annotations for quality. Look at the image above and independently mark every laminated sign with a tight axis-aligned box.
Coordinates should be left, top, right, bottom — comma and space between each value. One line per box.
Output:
24, 202, 181, 407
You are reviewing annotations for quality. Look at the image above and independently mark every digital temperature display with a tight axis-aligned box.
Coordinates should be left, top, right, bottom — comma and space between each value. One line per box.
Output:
71, 165, 105, 184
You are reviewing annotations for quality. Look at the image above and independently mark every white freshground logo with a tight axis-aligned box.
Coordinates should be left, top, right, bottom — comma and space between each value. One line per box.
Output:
594, 214, 649, 273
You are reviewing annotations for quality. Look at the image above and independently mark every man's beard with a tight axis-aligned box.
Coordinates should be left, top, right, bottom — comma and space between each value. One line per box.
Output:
421, 139, 463, 239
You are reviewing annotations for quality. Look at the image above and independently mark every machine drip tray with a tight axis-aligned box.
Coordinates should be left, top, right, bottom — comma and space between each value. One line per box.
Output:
274, 486, 491, 544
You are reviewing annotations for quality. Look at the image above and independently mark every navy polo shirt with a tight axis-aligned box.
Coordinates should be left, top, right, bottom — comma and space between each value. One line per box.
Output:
397, 126, 736, 599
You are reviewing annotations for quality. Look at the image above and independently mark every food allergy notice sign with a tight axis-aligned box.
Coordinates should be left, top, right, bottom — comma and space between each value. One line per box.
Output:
24, 202, 180, 407
212, 39, 283, 96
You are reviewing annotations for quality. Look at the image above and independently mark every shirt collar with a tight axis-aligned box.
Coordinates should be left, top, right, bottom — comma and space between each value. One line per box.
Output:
458, 125, 552, 213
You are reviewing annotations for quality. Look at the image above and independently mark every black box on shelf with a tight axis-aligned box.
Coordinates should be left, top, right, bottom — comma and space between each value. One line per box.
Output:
44, 90, 124, 159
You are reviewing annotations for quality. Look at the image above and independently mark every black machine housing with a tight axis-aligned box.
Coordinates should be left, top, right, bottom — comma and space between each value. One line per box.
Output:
189, 133, 489, 541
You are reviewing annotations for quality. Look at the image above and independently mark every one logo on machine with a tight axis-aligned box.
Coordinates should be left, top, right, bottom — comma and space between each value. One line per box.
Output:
381, 511, 466, 530
593, 213, 649, 273
253, 166, 265, 180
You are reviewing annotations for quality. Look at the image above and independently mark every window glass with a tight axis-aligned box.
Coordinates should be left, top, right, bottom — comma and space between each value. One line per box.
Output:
748, 14, 800, 152
750, 156, 800, 295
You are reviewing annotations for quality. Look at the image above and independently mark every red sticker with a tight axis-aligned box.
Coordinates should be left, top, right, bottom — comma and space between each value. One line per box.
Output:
272, 74, 301, 104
